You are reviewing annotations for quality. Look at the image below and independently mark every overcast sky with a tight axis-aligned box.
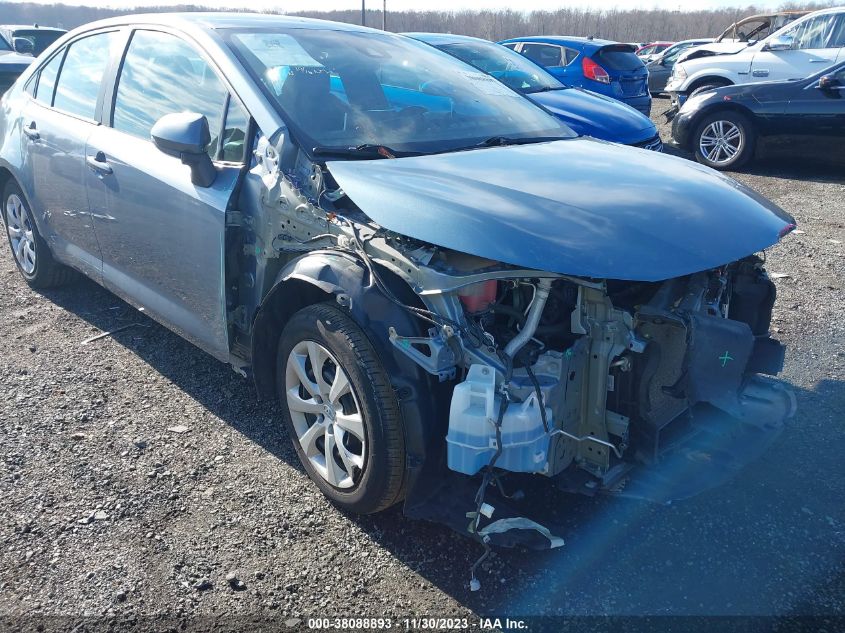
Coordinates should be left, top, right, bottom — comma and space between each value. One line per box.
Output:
2, 0, 788, 12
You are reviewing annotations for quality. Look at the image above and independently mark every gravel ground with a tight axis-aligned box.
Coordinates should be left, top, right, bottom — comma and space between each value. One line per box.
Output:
0, 98, 843, 630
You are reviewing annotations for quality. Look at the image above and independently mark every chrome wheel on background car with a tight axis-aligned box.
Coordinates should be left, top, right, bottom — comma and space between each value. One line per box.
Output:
5, 192, 37, 275
693, 111, 756, 171
698, 120, 743, 165
285, 340, 366, 489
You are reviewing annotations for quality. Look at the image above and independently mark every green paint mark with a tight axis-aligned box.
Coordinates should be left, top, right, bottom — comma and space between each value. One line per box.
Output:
719, 351, 734, 367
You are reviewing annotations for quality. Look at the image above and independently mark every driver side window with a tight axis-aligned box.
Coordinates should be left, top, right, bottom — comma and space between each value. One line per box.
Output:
112, 30, 230, 158
788, 15, 834, 50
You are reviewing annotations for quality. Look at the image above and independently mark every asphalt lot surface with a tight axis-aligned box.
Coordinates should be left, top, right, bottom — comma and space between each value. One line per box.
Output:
0, 98, 843, 628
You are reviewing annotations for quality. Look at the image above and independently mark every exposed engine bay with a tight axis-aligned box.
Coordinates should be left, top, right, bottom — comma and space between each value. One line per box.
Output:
232, 135, 797, 564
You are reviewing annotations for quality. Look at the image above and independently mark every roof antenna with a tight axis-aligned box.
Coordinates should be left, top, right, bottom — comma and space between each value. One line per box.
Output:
587, 34, 594, 40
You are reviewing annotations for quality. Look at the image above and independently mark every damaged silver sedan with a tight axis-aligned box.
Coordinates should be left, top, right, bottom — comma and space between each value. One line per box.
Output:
0, 15, 796, 553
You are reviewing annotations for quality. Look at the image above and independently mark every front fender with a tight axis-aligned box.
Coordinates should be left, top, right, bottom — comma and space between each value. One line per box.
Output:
251, 250, 450, 511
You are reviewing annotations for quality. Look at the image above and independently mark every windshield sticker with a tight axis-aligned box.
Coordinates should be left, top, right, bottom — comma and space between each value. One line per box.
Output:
234, 33, 323, 69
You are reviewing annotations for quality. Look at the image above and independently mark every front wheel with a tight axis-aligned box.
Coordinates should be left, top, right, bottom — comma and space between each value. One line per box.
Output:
693, 111, 756, 170
276, 303, 406, 514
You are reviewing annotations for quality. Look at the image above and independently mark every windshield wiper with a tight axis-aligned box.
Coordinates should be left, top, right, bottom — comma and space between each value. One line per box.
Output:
524, 86, 565, 94
312, 144, 421, 159
469, 135, 567, 149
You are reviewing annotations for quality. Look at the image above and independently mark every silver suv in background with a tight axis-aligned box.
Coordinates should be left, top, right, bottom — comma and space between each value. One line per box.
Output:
667, 7, 845, 106
0, 33, 33, 94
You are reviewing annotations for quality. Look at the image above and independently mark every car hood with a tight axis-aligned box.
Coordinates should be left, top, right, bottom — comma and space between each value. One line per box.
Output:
0, 50, 33, 66
678, 42, 749, 63
528, 87, 655, 144
326, 138, 794, 282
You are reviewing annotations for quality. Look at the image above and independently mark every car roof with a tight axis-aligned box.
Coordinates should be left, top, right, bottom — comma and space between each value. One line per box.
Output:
404, 32, 493, 46
498, 35, 620, 51
70, 12, 376, 34
0, 24, 66, 32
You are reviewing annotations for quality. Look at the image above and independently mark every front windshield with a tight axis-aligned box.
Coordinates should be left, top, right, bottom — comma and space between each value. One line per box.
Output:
0, 36, 11, 52
225, 28, 574, 155
437, 41, 565, 94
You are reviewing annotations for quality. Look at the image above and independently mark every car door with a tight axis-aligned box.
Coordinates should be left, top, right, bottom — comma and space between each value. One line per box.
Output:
18, 30, 121, 279
85, 28, 250, 361
782, 65, 845, 135
750, 14, 841, 82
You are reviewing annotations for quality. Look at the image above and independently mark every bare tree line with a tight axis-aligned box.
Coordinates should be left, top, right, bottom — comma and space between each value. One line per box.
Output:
0, 1, 837, 41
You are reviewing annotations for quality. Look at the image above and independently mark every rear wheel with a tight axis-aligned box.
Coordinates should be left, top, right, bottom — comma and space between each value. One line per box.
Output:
3, 181, 75, 288
276, 303, 406, 514
693, 111, 756, 170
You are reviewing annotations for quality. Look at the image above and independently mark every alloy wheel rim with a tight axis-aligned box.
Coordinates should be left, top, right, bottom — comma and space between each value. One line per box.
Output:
285, 340, 366, 489
5, 194, 36, 275
699, 120, 743, 165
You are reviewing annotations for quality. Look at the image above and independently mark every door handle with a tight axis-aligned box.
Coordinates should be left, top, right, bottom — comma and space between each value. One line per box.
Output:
23, 122, 39, 140
809, 59, 829, 63
86, 151, 112, 175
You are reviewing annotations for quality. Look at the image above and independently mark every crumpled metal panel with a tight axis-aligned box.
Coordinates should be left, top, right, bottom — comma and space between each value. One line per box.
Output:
327, 138, 795, 282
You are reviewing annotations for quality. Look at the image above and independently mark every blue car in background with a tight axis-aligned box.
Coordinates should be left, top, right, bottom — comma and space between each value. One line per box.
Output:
406, 33, 661, 149
499, 36, 652, 116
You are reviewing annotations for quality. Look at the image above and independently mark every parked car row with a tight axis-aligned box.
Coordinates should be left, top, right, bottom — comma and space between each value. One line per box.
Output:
665, 6, 845, 170
0, 13, 798, 547
407, 33, 661, 149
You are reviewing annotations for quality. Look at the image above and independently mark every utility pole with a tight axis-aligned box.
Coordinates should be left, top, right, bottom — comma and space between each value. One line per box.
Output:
362, 0, 366, 27
382, 0, 386, 31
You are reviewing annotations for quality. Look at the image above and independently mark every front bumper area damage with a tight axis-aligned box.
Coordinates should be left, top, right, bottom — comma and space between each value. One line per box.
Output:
238, 135, 797, 574
402, 266, 795, 555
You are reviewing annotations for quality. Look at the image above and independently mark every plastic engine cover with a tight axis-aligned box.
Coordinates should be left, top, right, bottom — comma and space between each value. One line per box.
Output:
447, 364, 551, 475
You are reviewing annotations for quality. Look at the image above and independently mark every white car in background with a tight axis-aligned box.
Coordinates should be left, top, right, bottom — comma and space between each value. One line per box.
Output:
676, 10, 810, 64
667, 6, 845, 105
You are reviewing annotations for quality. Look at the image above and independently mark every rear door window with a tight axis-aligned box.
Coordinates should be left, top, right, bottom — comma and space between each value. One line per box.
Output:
520, 43, 563, 67
112, 30, 230, 158
594, 46, 644, 71
34, 51, 63, 105
52, 31, 118, 120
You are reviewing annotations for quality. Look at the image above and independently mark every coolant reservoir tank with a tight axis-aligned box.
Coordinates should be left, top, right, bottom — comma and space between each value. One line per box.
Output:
447, 364, 551, 476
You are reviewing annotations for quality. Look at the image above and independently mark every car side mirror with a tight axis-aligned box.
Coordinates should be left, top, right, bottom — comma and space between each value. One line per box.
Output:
151, 112, 216, 188
763, 35, 792, 52
817, 74, 839, 90
13, 37, 34, 55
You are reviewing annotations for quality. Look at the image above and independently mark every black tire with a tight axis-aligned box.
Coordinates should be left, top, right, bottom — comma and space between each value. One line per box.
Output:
2, 181, 75, 288
688, 81, 730, 99
692, 110, 756, 171
276, 302, 406, 514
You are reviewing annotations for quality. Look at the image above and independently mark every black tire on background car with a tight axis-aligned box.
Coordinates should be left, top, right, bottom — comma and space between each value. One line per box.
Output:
3, 180, 75, 288
692, 110, 756, 171
276, 302, 406, 514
